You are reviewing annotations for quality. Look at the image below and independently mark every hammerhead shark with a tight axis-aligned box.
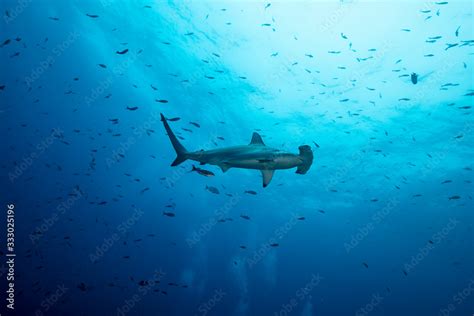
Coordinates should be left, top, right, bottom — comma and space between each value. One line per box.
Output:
160, 113, 313, 187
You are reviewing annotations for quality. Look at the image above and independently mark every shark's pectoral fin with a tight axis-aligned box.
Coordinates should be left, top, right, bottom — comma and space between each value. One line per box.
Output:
220, 164, 231, 173
261, 169, 275, 188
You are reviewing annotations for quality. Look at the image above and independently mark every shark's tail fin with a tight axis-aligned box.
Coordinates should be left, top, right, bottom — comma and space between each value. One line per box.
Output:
160, 113, 189, 166
296, 145, 313, 174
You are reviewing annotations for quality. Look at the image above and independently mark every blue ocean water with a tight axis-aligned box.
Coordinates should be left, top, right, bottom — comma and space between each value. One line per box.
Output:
1, 1, 473, 315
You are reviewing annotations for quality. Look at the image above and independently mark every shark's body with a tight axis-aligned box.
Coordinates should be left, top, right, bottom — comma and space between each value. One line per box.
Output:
160, 113, 313, 187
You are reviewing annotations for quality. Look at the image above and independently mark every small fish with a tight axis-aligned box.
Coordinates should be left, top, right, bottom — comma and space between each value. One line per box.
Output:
191, 165, 214, 177
244, 190, 257, 195
240, 215, 250, 220
363, 262, 369, 268
455, 26, 460, 37
189, 122, 200, 128
156, 99, 169, 103
445, 43, 458, 50
442, 83, 459, 87
98, 64, 107, 68
312, 141, 320, 148
341, 33, 348, 39
398, 98, 410, 101
116, 49, 129, 55
206, 185, 220, 194
138, 280, 149, 286
297, 217, 305, 221
126, 106, 138, 111
163, 211, 175, 217
411, 73, 418, 84
240, 245, 247, 249
0, 39, 11, 47
48, 17, 59, 21
448, 195, 460, 200
270, 243, 279, 247
167, 117, 181, 121
86, 14, 99, 18
435, 1, 448, 5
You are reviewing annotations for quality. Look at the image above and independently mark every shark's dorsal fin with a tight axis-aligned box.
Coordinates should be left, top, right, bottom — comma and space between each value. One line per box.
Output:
250, 132, 265, 146
261, 169, 274, 187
